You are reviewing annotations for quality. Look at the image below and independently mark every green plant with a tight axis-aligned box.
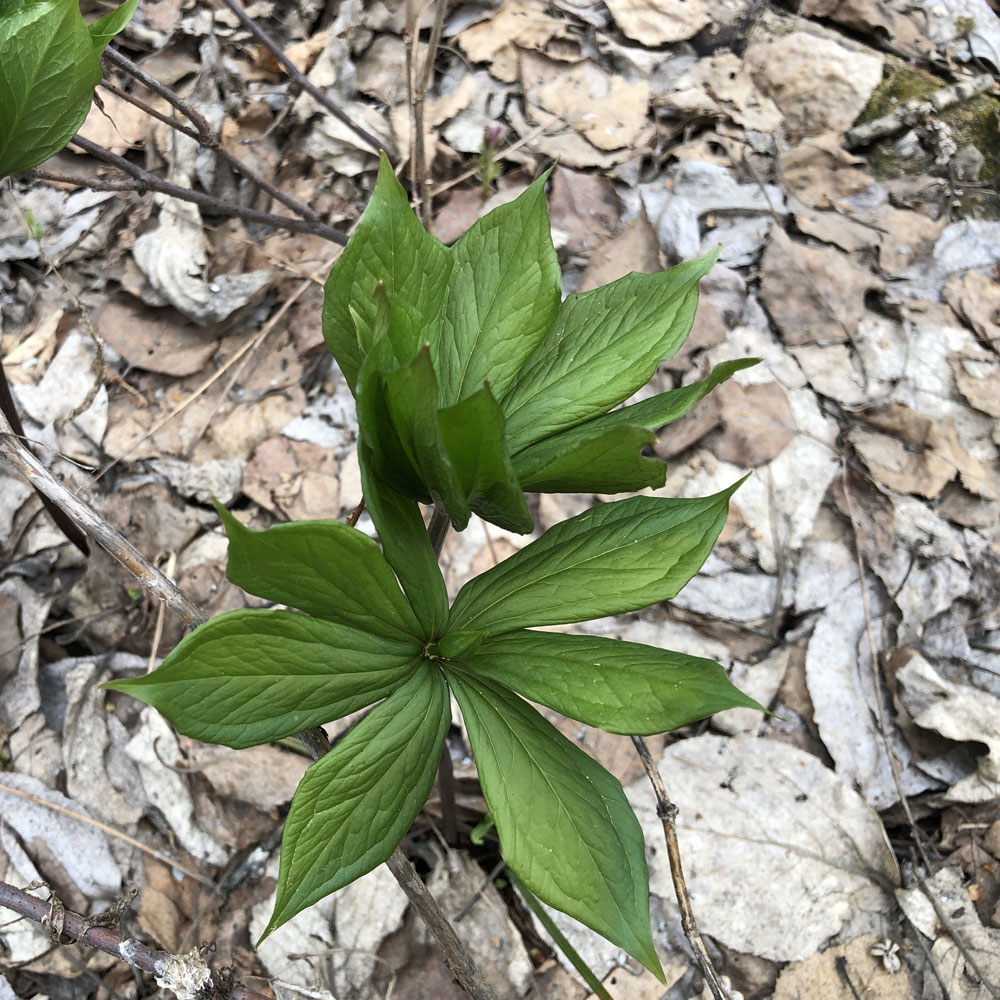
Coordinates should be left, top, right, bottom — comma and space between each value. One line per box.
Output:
105, 154, 761, 980
0, 0, 138, 178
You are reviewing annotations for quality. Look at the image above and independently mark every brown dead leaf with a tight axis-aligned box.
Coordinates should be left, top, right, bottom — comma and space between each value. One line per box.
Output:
356, 34, 409, 106
943, 269, 1000, 345
774, 934, 913, 999
831, 465, 895, 564
78, 92, 148, 156
603, 0, 711, 44
868, 205, 945, 275
521, 52, 651, 153
243, 436, 342, 520
431, 188, 484, 244
95, 296, 220, 377
187, 745, 309, 811
506, 101, 627, 170
851, 404, 997, 500
578, 209, 661, 292
798, 0, 932, 60
780, 135, 874, 209
950, 348, 1000, 418
792, 204, 879, 253
745, 32, 883, 137
707, 380, 797, 468
458, 0, 568, 71
760, 226, 882, 345
547, 166, 621, 255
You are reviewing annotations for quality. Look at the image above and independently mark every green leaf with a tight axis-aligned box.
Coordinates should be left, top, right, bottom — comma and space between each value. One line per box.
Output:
438, 385, 532, 533
431, 629, 487, 659
515, 423, 661, 494
502, 251, 718, 452
87, 0, 139, 52
382, 346, 470, 527
322, 152, 452, 393
358, 440, 448, 640
102, 609, 422, 749
0, 0, 100, 177
437, 172, 560, 406
449, 480, 745, 633
448, 671, 663, 980
513, 358, 760, 493
261, 665, 450, 938
460, 630, 761, 734
216, 506, 423, 642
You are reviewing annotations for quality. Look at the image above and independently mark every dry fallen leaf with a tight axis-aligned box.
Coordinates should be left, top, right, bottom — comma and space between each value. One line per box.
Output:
602, 0, 711, 44
628, 734, 900, 961
547, 166, 622, 255
578, 209, 661, 292
707, 379, 797, 468
745, 32, 883, 137
943, 269, 1000, 345
760, 225, 883, 345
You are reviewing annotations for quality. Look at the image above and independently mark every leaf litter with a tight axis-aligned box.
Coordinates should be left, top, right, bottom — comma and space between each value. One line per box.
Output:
1, 0, 999, 996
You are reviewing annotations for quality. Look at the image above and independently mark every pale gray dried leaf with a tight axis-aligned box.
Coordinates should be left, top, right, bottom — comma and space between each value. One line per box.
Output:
628, 734, 899, 962
125, 709, 227, 863
186, 744, 308, 812
133, 199, 272, 325
0, 579, 51, 730
896, 653, 1000, 803
806, 581, 936, 809
63, 663, 143, 828
0, 773, 121, 899
603, 0, 711, 44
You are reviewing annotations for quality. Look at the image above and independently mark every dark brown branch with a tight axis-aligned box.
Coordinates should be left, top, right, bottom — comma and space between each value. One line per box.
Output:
104, 47, 212, 140
97, 78, 331, 231
215, 0, 397, 162
66, 135, 348, 245
0, 880, 269, 1000
631, 736, 729, 1000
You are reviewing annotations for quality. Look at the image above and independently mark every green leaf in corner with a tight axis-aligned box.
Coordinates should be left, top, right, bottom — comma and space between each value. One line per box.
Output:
460, 630, 762, 734
437, 171, 560, 407
0, 0, 138, 177
322, 152, 452, 393
358, 440, 449, 640
449, 480, 746, 634
501, 251, 718, 453
448, 672, 664, 981
513, 358, 761, 493
101, 609, 422, 749
260, 665, 450, 940
216, 505, 423, 642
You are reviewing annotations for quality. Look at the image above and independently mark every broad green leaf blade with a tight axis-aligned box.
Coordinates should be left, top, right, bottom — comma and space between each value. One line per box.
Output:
262, 665, 450, 938
461, 630, 761, 734
102, 609, 421, 749
514, 423, 661, 494
322, 152, 452, 393
87, 0, 139, 52
438, 172, 560, 406
449, 481, 745, 634
0, 0, 101, 177
359, 440, 448, 640
382, 346, 470, 529
448, 672, 664, 980
513, 358, 760, 492
438, 386, 533, 534
217, 506, 423, 642
502, 251, 718, 452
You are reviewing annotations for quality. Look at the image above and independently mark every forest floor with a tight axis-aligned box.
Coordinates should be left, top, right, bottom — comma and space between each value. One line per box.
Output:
1, 0, 1000, 997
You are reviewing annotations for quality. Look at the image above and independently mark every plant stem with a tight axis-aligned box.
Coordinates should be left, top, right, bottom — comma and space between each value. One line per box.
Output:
64, 135, 348, 245
630, 735, 729, 1000
0, 427, 506, 1000
216, 0, 397, 162
0, 880, 270, 1000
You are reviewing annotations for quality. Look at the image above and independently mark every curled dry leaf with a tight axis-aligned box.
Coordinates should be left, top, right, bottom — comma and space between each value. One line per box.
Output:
627, 734, 899, 962
602, 0, 711, 44
896, 652, 1000, 804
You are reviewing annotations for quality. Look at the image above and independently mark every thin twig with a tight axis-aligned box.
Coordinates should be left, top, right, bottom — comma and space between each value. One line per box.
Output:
412, 0, 446, 225
0, 427, 206, 630
104, 46, 212, 139
66, 135, 348, 245
97, 77, 331, 230
0, 880, 269, 1000
630, 735, 728, 1000
216, 0, 396, 161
